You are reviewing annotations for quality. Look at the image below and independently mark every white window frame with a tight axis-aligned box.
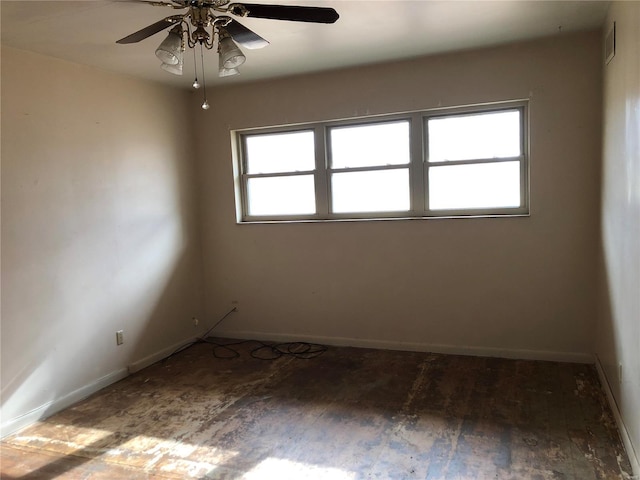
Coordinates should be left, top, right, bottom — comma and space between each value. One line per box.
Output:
234, 100, 529, 223
325, 116, 413, 219
239, 127, 319, 220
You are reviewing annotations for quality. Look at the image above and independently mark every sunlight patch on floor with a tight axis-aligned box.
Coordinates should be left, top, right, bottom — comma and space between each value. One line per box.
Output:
243, 457, 357, 479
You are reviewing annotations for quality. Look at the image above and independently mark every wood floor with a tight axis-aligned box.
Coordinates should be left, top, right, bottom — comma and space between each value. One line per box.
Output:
1, 340, 633, 479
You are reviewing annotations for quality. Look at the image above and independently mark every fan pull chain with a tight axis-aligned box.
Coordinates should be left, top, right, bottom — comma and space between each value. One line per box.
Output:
200, 44, 210, 110
192, 47, 200, 89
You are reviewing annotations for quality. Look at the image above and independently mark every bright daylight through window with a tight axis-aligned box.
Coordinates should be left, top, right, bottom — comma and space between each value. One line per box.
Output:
236, 101, 528, 221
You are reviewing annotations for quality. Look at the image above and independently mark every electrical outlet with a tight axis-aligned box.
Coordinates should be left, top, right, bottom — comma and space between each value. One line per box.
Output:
192, 317, 199, 326
116, 330, 124, 346
231, 300, 239, 312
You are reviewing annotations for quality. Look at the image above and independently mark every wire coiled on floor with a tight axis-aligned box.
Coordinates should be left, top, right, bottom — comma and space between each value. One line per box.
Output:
163, 308, 327, 363
205, 338, 327, 360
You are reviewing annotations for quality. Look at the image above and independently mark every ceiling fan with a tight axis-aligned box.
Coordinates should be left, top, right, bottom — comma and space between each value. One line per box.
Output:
117, 0, 339, 108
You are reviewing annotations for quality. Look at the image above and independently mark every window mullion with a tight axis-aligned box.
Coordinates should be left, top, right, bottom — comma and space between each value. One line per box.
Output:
521, 106, 529, 211
423, 114, 432, 212
314, 125, 329, 218
239, 135, 251, 220
409, 112, 424, 215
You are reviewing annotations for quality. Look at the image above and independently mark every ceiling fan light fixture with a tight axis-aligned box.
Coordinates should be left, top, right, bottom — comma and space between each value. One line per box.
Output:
160, 58, 183, 76
218, 35, 246, 69
155, 26, 183, 65
219, 66, 240, 77
116, 2, 339, 111
218, 54, 240, 77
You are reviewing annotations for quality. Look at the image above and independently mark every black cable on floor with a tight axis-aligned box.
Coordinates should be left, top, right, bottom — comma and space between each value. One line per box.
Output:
162, 307, 238, 363
204, 338, 327, 360
162, 307, 327, 363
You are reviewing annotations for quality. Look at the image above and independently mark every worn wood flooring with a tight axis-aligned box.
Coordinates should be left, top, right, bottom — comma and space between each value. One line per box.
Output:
1, 340, 633, 479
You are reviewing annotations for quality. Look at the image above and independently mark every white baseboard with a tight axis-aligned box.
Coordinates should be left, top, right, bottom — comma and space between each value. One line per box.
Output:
595, 356, 640, 479
127, 335, 200, 373
1, 336, 200, 439
1, 368, 128, 439
0, 331, 596, 445
214, 329, 594, 364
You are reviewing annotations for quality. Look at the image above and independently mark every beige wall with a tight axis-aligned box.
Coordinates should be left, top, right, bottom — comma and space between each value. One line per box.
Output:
1, 47, 204, 434
1, 27, 616, 443
597, 1, 640, 472
196, 31, 602, 361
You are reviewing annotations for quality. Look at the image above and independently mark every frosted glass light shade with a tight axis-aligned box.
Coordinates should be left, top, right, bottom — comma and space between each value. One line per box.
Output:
161, 57, 183, 75
219, 36, 246, 68
218, 54, 239, 77
155, 31, 182, 65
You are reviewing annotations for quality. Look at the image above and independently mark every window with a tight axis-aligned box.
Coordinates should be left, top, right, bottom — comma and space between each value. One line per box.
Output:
329, 121, 411, 213
236, 101, 528, 222
426, 109, 525, 213
242, 130, 316, 216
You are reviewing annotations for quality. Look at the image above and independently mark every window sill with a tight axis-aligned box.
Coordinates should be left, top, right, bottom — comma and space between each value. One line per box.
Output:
237, 212, 531, 225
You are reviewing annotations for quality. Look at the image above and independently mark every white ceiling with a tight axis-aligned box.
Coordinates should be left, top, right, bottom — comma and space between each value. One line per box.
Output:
1, 0, 609, 89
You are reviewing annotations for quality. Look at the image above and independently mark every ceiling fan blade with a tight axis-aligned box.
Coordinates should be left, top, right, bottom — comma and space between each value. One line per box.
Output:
229, 3, 339, 24
113, 0, 187, 6
116, 15, 182, 44
224, 19, 270, 49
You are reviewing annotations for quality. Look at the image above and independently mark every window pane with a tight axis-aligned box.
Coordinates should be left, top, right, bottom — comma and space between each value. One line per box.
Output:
429, 162, 521, 210
247, 175, 316, 216
428, 110, 521, 162
331, 169, 410, 213
245, 131, 315, 174
330, 121, 410, 168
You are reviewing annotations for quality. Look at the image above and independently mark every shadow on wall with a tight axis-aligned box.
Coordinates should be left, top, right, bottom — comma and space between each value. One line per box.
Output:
1, 239, 203, 433
2, 181, 201, 434
595, 245, 621, 397
0, 43, 204, 437
596, 231, 639, 472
